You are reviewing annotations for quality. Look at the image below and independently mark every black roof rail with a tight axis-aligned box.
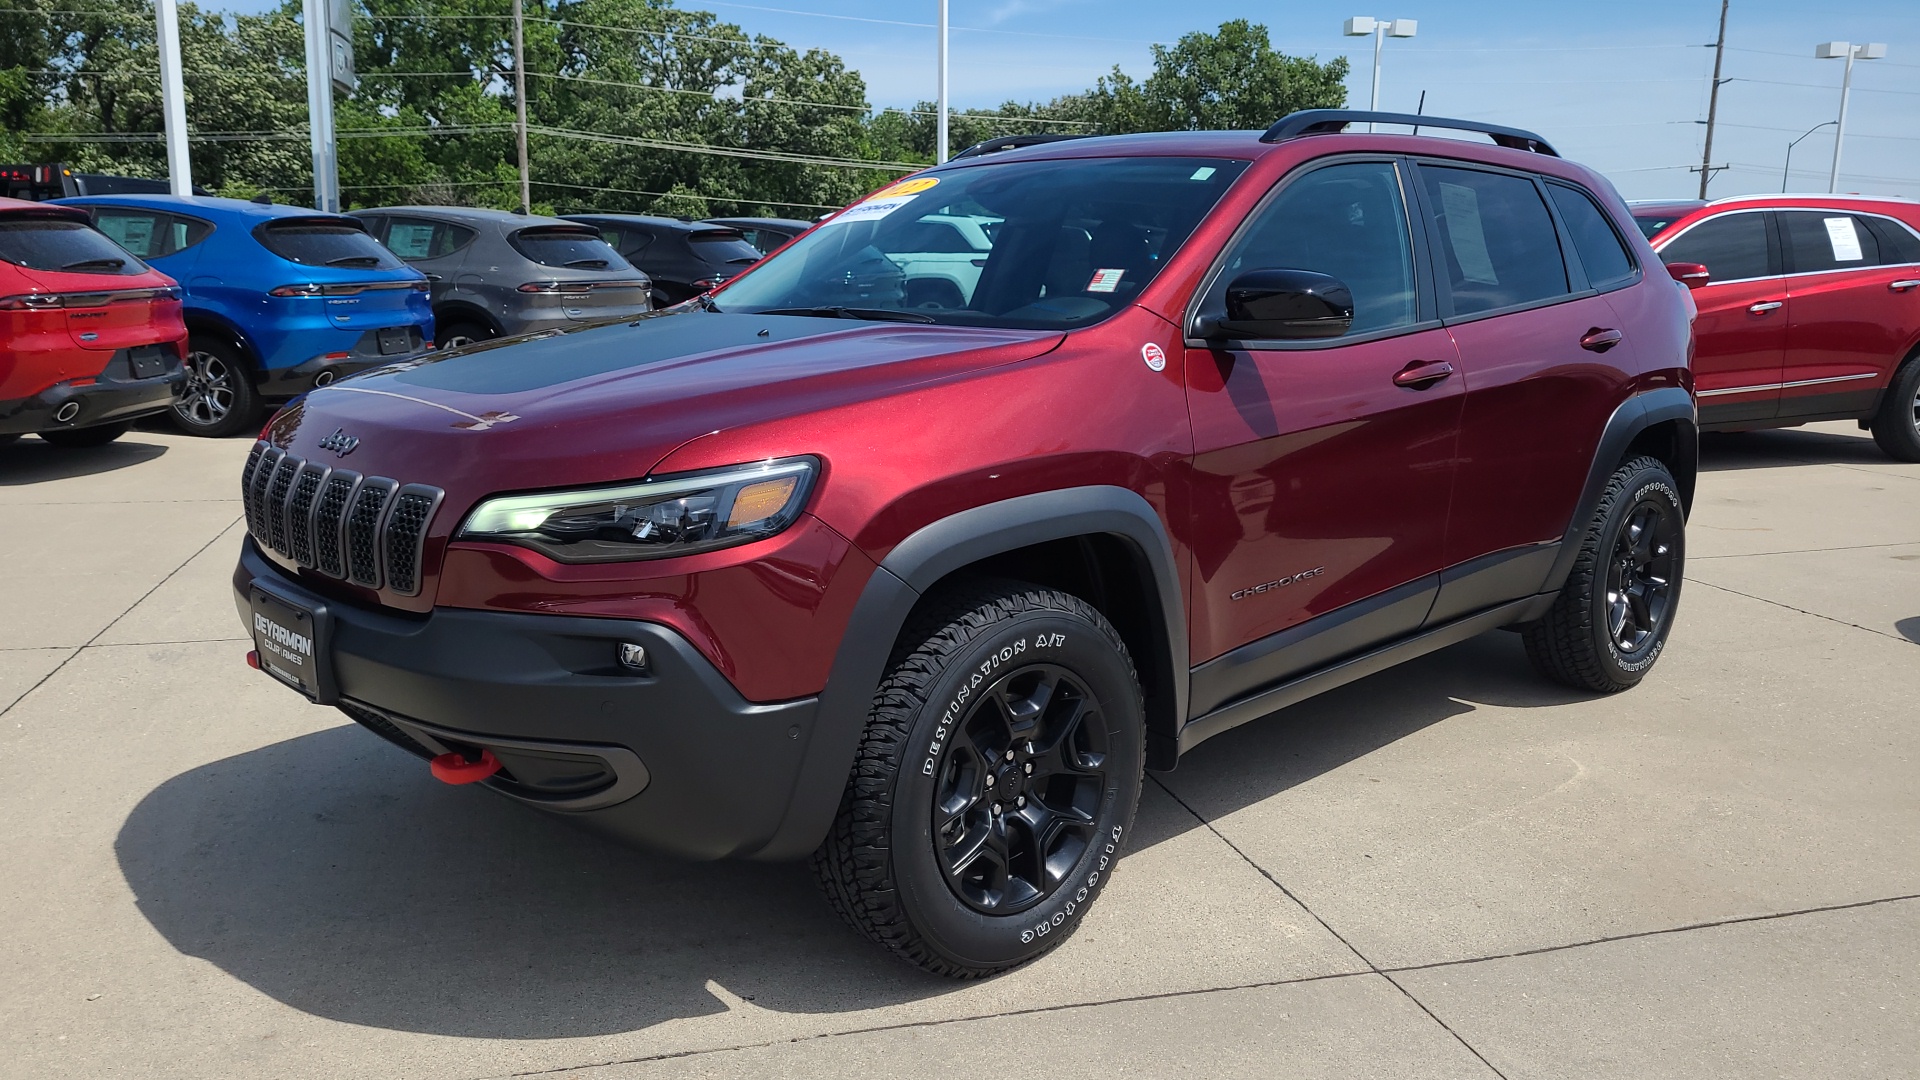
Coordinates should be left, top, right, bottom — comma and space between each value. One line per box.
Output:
1260, 109, 1559, 157
949, 133, 1094, 160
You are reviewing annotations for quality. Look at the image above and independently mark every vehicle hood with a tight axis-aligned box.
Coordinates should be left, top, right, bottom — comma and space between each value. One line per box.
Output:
265, 310, 1063, 502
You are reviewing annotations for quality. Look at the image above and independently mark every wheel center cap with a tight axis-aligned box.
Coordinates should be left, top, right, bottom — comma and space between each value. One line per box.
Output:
997, 764, 1026, 799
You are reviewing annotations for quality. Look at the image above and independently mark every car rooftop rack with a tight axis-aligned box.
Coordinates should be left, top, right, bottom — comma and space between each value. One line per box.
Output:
1261, 110, 1559, 157
950, 133, 1093, 160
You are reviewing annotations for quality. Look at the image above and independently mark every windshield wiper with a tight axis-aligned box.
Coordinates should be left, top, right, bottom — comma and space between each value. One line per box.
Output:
62, 257, 124, 270
565, 258, 610, 269
325, 255, 381, 267
756, 306, 936, 324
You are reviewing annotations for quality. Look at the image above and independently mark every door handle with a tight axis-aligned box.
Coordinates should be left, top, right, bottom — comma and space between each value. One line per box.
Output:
1748, 301, 1783, 313
1891, 280, 1920, 292
1579, 327, 1623, 353
1392, 359, 1455, 389
424, 273, 443, 281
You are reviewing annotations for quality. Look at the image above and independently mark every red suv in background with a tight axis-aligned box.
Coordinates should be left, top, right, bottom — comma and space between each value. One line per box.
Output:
234, 111, 1696, 976
0, 197, 185, 447
1633, 195, 1920, 460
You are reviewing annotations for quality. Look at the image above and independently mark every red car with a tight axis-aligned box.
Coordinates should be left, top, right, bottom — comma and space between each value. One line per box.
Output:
0, 196, 185, 447
1632, 194, 1920, 460
234, 110, 1696, 975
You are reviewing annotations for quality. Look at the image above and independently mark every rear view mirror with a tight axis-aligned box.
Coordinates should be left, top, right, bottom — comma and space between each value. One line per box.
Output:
1198, 268, 1354, 340
1665, 261, 1710, 289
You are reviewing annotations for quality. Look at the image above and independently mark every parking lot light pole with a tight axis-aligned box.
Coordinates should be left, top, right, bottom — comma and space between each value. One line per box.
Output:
935, 0, 949, 163
1782, 119, 1837, 192
1815, 41, 1887, 193
154, 0, 192, 196
1344, 16, 1418, 132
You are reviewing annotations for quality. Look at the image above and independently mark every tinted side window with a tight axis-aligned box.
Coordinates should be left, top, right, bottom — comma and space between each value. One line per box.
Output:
0, 217, 148, 274
93, 208, 173, 258
1780, 211, 1877, 274
381, 216, 473, 261
1205, 160, 1417, 335
1548, 184, 1636, 289
1419, 165, 1569, 316
1660, 213, 1772, 282
1863, 217, 1920, 265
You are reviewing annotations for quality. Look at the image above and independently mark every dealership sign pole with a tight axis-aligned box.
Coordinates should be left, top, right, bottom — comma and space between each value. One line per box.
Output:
154, 0, 192, 196
304, 0, 355, 212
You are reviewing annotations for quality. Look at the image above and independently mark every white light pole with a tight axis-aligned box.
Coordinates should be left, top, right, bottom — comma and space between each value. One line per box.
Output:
935, 0, 950, 163
154, 0, 192, 196
1343, 16, 1418, 131
1815, 40, 1886, 193
303, 0, 339, 211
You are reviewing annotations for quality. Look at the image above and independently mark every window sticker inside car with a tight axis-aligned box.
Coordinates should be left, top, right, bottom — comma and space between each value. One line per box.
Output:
1087, 268, 1125, 293
824, 176, 942, 227
1190, 166, 1217, 181
1439, 182, 1499, 285
1824, 216, 1864, 262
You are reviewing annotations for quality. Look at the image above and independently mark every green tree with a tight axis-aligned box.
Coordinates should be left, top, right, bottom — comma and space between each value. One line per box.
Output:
1082, 19, 1348, 134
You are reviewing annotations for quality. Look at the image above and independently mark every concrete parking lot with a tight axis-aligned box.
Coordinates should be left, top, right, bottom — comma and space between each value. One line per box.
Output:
2, 421, 1915, 1079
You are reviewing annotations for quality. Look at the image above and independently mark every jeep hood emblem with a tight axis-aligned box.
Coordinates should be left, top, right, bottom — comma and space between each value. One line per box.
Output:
317, 428, 360, 456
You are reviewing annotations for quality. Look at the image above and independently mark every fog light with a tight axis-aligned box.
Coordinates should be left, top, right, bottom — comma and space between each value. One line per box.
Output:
617, 643, 649, 672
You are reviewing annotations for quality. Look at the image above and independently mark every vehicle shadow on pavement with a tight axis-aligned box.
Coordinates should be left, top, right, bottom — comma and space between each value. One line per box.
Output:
0, 437, 168, 483
1162, 631, 1595, 813
113, 632, 1589, 1040
1698, 428, 1888, 472
1897, 616, 1920, 646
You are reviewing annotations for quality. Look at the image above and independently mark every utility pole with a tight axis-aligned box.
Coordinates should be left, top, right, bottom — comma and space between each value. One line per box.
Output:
935, 0, 949, 163
512, 0, 531, 213
1697, 0, 1729, 199
154, 0, 192, 196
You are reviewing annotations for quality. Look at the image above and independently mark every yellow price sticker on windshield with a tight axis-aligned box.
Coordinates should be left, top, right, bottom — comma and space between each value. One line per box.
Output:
868, 176, 940, 201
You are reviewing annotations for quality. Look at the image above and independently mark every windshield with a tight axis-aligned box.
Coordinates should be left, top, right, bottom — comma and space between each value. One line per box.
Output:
1633, 215, 1680, 241
512, 227, 634, 271
0, 217, 149, 275
714, 156, 1250, 329
256, 219, 400, 268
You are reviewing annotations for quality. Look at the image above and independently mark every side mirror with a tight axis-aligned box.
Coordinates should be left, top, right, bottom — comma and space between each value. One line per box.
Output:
1665, 261, 1710, 289
1198, 268, 1355, 340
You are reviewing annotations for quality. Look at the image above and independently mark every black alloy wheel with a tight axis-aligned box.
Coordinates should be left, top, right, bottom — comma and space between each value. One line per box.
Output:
932, 663, 1110, 916
1603, 497, 1680, 657
1524, 455, 1686, 692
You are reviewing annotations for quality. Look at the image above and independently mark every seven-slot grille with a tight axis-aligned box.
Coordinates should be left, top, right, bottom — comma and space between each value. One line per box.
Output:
240, 440, 444, 596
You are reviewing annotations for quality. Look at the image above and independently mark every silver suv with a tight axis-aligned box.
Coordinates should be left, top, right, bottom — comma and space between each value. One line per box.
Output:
351, 206, 653, 347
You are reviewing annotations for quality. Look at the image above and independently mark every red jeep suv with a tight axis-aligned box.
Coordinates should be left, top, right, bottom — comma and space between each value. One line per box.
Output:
233, 111, 1696, 976
1633, 194, 1920, 460
0, 197, 186, 446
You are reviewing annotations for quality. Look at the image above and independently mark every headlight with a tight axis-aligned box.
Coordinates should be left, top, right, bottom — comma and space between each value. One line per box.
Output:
458, 457, 818, 563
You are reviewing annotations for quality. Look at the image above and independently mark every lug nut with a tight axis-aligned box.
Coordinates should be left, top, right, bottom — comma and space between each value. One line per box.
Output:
1005, 750, 1015, 761
1016, 796, 1026, 808
984, 773, 995, 787
992, 803, 1002, 815
1023, 762, 1033, 775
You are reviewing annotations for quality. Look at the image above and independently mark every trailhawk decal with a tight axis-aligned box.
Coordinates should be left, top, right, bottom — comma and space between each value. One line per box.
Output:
922, 630, 1068, 776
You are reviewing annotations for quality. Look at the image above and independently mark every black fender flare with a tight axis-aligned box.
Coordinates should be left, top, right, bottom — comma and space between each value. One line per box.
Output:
1542, 386, 1697, 594
750, 485, 1189, 860
181, 310, 262, 380
431, 300, 504, 338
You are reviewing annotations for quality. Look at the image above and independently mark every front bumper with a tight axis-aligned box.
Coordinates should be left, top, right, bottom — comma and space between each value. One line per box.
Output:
0, 349, 184, 436
233, 540, 819, 860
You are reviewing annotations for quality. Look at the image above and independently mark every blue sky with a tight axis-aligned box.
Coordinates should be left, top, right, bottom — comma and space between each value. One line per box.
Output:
229, 0, 1920, 199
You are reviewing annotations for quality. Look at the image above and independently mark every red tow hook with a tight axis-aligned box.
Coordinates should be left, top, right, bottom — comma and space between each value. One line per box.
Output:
430, 749, 503, 785
245, 650, 260, 669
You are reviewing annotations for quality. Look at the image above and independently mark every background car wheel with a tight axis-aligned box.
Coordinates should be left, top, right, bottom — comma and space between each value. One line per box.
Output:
173, 336, 260, 438
810, 580, 1145, 978
903, 279, 965, 310
1524, 455, 1685, 693
1868, 355, 1920, 463
436, 321, 495, 349
38, 422, 130, 448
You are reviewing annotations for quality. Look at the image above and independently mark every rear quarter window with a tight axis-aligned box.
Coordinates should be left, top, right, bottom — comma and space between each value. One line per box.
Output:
256, 219, 400, 269
510, 227, 633, 271
91, 208, 210, 260
1863, 216, 1920, 265
0, 217, 149, 275
1547, 184, 1637, 290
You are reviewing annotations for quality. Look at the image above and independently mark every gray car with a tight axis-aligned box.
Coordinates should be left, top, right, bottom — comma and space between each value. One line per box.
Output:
351, 206, 652, 347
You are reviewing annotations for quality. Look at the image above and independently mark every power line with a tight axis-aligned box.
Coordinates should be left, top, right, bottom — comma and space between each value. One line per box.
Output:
520, 69, 1094, 125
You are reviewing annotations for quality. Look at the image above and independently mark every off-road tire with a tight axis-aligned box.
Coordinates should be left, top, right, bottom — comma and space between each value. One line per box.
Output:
810, 580, 1145, 977
38, 422, 130, 448
1524, 456, 1685, 692
1869, 355, 1920, 463
173, 335, 260, 438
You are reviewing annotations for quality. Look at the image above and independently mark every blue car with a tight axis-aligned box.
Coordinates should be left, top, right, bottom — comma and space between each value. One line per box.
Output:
54, 195, 433, 436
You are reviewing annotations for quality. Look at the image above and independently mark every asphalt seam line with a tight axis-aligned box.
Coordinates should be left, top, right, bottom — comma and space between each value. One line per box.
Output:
0, 514, 242, 723
1691, 540, 1919, 560
1380, 892, 1920, 975
1687, 577, 1916, 647
1148, 775, 1514, 1080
